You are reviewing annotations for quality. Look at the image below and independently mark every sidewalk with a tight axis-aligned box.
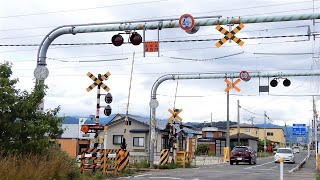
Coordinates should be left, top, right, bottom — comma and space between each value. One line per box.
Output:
285, 152, 317, 180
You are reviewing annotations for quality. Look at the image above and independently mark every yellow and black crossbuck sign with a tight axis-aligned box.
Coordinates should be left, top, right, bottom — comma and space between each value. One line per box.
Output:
215, 23, 245, 48
168, 108, 183, 122
86, 72, 111, 92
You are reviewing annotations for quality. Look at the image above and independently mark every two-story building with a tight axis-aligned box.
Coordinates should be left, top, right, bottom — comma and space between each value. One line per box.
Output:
101, 114, 199, 159
258, 127, 286, 148
230, 123, 286, 149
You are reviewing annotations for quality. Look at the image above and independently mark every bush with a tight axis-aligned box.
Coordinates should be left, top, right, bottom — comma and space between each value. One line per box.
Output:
119, 169, 136, 176
159, 163, 176, 169
131, 159, 149, 169
195, 144, 209, 155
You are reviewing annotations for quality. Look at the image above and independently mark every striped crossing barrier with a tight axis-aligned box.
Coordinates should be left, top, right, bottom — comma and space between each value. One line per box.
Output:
160, 149, 169, 166
117, 149, 130, 172
80, 148, 120, 176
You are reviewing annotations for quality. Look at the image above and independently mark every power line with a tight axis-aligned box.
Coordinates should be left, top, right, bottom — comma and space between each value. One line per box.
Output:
0, 33, 316, 47
0, 0, 316, 32
0, 0, 168, 19
0, 37, 314, 54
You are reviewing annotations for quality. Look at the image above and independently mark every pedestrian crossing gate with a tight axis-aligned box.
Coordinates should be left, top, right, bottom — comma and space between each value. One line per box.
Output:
160, 149, 169, 166
175, 151, 187, 168
86, 72, 111, 92
79, 148, 129, 176
215, 23, 245, 48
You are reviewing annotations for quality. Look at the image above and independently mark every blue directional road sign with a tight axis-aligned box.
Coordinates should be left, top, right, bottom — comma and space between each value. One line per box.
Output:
293, 124, 306, 136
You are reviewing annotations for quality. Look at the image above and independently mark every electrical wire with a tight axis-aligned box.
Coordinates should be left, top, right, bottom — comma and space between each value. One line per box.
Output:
0, 0, 168, 19
0, 0, 316, 32
0, 34, 315, 47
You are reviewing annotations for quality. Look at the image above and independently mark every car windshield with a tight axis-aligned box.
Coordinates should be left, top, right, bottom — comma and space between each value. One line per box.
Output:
277, 149, 292, 153
233, 147, 248, 152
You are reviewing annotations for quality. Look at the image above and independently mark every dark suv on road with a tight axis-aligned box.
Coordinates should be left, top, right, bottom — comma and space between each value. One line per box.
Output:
230, 146, 257, 165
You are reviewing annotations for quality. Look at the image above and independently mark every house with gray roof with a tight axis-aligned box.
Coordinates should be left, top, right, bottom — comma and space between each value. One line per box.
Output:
98, 114, 199, 158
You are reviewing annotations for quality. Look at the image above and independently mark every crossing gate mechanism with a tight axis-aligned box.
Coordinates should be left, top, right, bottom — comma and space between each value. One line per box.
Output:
215, 23, 245, 47
160, 149, 169, 166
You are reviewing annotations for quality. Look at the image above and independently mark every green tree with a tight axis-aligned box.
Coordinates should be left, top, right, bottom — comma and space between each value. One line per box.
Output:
257, 139, 272, 152
0, 62, 63, 154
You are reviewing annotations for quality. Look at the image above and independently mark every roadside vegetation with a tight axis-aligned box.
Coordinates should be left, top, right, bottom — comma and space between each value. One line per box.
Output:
0, 62, 103, 179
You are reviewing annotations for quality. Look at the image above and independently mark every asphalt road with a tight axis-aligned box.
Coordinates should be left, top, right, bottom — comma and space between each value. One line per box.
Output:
117, 151, 308, 180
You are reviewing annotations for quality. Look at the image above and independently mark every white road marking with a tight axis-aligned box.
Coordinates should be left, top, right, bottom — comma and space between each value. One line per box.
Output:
244, 161, 274, 169
149, 177, 181, 179
134, 174, 152, 177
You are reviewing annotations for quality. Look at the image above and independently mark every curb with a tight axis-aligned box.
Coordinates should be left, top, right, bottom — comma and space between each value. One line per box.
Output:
289, 154, 309, 173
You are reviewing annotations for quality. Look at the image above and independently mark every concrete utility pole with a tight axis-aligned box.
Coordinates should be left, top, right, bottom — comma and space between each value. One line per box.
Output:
264, 111, 267, 157
237, 100, 240, 145
226, 91, 230, 149
313, 96, 318, 170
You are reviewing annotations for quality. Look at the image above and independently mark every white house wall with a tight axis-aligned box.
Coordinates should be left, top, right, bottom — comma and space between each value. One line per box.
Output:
100, 121, 150, 157
61, 124, 79, 138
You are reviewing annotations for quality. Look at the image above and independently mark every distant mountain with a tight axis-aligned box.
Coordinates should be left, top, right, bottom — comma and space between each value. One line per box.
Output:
185, 121, 238, 128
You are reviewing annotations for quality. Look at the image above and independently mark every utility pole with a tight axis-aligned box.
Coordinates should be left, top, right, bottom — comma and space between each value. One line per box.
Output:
226, 91, 230, 149
313, 96, 318, 170
264, 111, 267, 157
237, 100, 240, 145
211, 113, 213, 127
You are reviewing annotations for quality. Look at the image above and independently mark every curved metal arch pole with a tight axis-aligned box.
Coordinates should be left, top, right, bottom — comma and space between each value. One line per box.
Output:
148, 71, 320, 167
36, 13, 320, 68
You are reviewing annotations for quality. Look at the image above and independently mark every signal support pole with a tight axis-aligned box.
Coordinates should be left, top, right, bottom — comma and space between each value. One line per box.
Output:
264, 111, 267, 157
226, 91, 230, 149
237, 100, 240, 145
94, 74, 102, 148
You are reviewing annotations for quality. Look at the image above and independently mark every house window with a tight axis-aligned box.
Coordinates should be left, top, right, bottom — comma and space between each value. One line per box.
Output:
267, 132, 274, 136
244, 129, 250, 132
133, 137, 144, 147
113, 135, 123, 145
126, 121, 132, 125
219, 132, 222, 137
206, 132, 213, 138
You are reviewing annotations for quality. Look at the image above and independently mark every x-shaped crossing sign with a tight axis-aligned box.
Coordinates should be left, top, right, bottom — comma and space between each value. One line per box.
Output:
168, 108, 183, 122
215, 23, 245, 48
225, 79, 241, 92
86, 72, 111, 92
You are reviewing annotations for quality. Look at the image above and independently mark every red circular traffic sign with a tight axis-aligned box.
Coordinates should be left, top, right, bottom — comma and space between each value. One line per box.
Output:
239, 71, 251, 81
179, 14, 195, 31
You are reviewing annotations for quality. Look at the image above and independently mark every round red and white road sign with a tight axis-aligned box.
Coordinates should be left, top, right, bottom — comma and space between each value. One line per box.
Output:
239, 71, 251, 81
179, 14, 195, 31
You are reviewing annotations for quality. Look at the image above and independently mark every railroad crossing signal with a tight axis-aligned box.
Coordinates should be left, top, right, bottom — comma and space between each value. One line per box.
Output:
215, 23, 245, 48
168, 108, 183, 122
225, 79, 241, 92
86, 72, 111, 92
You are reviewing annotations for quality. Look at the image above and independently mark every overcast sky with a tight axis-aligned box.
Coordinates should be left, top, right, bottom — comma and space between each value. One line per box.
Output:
0, 0, 320, 126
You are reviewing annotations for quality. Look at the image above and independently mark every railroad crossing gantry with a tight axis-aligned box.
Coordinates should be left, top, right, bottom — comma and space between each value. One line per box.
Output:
149, 72, 320, 167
